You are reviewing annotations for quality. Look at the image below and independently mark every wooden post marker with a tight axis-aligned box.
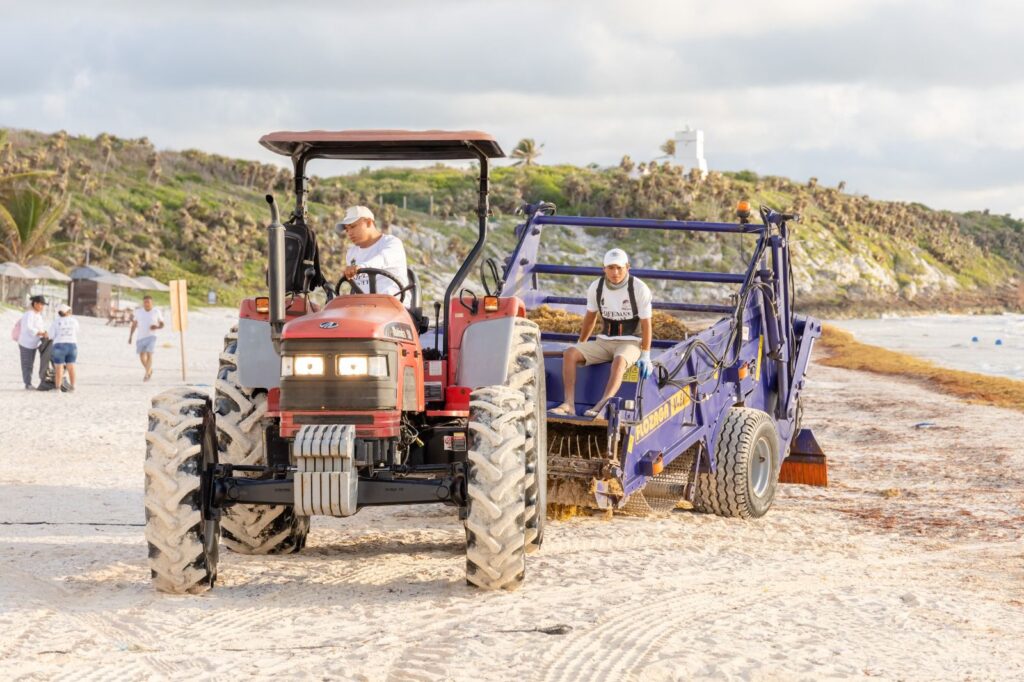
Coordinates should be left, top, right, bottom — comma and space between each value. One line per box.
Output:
169, 279, 189, 381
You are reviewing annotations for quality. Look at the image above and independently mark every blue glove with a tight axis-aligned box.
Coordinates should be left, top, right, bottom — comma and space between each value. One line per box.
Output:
637, 351, 653, 380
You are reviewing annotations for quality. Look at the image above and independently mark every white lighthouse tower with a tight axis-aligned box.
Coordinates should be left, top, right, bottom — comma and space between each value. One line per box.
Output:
673, 125, 708, 178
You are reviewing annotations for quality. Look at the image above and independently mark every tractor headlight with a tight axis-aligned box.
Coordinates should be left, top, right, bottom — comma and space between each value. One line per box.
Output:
337, 355, 388, 377
290, 354, 325, 376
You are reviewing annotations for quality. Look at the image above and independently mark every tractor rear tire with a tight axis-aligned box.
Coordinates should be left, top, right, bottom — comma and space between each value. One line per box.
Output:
694, 407, 780, 518
144, 387, 220, 594
506, 318, 546, 553
215, 327, 309, 555
464, 387, 528, 590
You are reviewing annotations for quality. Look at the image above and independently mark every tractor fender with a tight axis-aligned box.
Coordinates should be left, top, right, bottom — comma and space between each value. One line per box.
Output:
237, 317, 281, 390
456, 316, 517, 388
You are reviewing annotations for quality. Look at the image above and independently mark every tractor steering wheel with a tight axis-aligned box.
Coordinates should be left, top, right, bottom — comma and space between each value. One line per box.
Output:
335, 267, 413, 304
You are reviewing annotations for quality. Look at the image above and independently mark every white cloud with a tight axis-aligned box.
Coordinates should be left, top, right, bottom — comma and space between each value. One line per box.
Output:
71, 70, 92, 93
594, 0, 902, 39
1, 0, 1023, 218
41, 94, 67, 119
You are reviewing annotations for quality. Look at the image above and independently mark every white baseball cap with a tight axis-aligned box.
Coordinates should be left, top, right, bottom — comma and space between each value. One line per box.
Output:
58, 303, 72, 314
603, 248, 629, 267
337, 205, 375, 228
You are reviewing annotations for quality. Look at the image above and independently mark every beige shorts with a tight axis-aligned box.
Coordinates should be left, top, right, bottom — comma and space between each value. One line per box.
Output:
573, 338, 642, 366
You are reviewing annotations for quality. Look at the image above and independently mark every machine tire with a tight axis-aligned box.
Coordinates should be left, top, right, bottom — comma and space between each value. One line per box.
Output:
464, 386, 527, 590
215, 327, 309, 555
144, 387, 220, 594
506, 318, 547, 553
694, 407, 780, 518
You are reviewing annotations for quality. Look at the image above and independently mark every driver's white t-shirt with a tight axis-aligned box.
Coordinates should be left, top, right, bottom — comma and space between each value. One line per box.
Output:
345, 234, 408, 296
585, 276, 653, 341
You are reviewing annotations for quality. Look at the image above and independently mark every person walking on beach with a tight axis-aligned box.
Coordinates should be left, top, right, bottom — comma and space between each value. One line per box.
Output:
49, 304, 80, 393
128, 295, 164, 382
16, 295, 48, 390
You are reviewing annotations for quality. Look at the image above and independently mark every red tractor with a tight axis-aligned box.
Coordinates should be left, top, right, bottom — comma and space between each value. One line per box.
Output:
144, 131, 546, 592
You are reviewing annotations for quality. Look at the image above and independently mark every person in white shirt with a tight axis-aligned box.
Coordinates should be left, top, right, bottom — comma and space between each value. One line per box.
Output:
17, 295, 48, 390
337, 205, 409, 298
550, 248, 655, 419
49, 303, 80, 393
128, 295, 165, 382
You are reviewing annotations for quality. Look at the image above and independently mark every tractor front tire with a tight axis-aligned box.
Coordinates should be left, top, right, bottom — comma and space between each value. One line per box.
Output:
464, 387, 528, 590
144, 387, 220, 594
506, 318, 546, 553
215, 327, 309, 555
694, 407, 780, 518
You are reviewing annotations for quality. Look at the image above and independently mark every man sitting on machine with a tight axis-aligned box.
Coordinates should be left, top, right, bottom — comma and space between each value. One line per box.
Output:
551, 248, 654, 418
337, 205, 409, 296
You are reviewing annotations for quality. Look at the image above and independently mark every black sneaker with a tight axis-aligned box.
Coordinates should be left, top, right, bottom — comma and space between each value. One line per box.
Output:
24, 384, 33, 390
61, 385, 75, 393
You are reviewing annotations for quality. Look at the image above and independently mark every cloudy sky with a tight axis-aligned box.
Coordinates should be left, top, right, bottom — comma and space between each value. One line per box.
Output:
3, 0, 1023, 217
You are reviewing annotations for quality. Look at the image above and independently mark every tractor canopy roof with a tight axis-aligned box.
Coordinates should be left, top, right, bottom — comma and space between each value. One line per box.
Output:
259, 129, 504, 161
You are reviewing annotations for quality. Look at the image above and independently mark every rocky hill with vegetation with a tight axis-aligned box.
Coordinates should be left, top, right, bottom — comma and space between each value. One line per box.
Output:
1, 127, 1021, 315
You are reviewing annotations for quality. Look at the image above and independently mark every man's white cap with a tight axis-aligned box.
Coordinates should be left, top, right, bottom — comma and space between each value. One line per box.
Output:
57, 303, 71, 314
338, 205, 375, 227
603, 248, 629, 267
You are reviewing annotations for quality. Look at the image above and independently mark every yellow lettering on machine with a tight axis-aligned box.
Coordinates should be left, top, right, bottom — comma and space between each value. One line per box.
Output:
633, 387, 693, 444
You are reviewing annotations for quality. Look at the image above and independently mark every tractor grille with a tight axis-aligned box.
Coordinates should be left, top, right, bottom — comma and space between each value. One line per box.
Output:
280, 338, 399, 411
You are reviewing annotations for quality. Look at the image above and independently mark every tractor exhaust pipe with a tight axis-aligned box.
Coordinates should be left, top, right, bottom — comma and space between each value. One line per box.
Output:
266, 194, 286, 337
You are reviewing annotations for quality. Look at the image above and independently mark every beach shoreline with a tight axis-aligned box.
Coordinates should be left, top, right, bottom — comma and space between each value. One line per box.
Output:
830, 313, 1023, 382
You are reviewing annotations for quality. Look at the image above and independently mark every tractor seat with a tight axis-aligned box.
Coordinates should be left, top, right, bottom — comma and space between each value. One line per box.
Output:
408, 306, 429, 335
405, 268, 430, 335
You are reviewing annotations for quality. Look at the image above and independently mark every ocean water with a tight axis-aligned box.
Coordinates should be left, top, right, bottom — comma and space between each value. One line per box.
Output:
831, 313, 1024, 381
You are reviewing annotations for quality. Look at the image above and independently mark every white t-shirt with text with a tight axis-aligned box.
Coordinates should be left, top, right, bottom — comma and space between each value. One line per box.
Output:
585, 276, 653, 341
49, 316, 80, 344
133, 307, 165, 340
345, 234, 408, 297
17, 310, 47, 350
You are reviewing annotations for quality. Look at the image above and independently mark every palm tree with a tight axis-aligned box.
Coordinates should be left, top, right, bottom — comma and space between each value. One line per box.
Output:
660, 138, 676, 157
0, 136, 64, 272
0, 131, 54, 189
0, 184, 69, 265
98, 133, 115, 181
147, 151, 162, 185
511, 138, 543, 166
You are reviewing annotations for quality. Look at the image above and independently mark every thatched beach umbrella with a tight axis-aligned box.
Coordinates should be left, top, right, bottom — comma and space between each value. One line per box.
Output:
93, 272, 144, 309
94, 272, 144, 289
0, 261, 38, 279
29, 265, 71, 309
0, 261, 38, 304
29, 265, 71, 282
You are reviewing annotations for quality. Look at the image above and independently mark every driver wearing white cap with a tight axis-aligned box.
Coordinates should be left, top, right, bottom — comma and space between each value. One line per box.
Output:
551, 248, 654, 418
337, 205, 409, 297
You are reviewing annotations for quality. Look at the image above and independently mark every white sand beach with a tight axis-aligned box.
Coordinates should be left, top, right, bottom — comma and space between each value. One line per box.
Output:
1, 307, 1022, 681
